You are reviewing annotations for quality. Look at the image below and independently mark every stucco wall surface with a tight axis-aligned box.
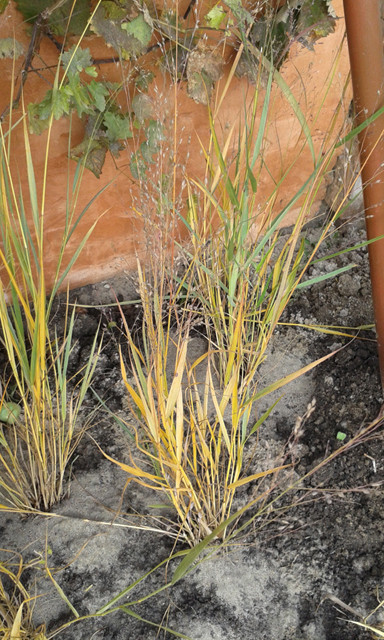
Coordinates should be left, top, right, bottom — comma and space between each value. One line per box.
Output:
0, 0, 351, 290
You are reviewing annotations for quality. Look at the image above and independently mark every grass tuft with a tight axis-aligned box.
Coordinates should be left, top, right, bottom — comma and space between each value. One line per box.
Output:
0, 92, 102, 511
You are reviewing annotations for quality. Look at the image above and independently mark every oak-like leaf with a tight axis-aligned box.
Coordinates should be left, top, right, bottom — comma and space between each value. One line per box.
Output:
71, 138, 107, 178
88, 80, 109, 113
103, 111, 133, 141
122, 14, 152, 47
61, 46, 93, 76
296, 0, 336, 48
91, 1, 150, 59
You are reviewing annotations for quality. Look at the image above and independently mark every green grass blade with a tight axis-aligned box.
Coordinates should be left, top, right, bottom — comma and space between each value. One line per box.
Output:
337, 103, 384, 147
118, 607, 192, 639
295, 264, 356, 289
250, 71, 273, 170
250, 348, 341, 404
310, 234, 384, 264
241, 41, 315, 165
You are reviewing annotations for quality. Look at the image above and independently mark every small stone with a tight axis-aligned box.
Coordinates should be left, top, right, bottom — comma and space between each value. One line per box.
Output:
337, 273, 361, 297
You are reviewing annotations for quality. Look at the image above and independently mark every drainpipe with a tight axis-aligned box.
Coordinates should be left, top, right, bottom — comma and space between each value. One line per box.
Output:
343, 0, 384, 389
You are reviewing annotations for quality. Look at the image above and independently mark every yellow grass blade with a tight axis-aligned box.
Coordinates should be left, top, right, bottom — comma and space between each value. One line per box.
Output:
0, 246, 34, 326
120, 349, 144, 408
227, 465, 291, 490
120, 347, 159, 438
224, 302, 243, 386
10, 603, 23, 639
101, 449, 165, 486
347, 621, 384, 637
144, 372, 160, 442
208, 372, 231, 454
218, 369, 237, 426
252, 348, 341, 403
122, 378, 147, 417
165, 339, 188, 419
175, 390, 184, 490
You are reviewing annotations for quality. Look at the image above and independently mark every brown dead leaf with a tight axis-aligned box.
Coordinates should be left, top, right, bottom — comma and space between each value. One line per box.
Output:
186, 41, 223, 105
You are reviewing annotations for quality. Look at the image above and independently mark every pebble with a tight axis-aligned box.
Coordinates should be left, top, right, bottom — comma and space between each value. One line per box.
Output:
337, 273, 361, 297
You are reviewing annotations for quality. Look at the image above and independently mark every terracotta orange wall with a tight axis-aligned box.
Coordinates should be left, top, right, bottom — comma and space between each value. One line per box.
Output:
0, 0, 351, 291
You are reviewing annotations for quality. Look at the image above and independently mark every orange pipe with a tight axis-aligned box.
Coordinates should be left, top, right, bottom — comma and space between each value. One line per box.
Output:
343, 0, 384, 387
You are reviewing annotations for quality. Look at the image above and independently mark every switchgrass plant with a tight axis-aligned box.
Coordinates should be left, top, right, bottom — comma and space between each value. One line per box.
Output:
179, 54, 354, 389
102, 260, 335, 546
0, 96, 103, 511
102, 23, 365, 546
0, 549, 47, 639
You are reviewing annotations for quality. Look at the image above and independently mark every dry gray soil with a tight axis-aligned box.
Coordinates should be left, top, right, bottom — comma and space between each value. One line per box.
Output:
1, 209, 384, 640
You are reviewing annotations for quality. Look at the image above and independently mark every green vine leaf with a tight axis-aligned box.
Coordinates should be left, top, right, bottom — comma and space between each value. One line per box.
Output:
14, 0, 55, 21
67, 78, 93, 117
296, 0, 336, 48
88, 80, 109, 112
98, 0, 130, 20
0, 38, 24, 59
61, 46, 93, 76
14, 0, 91, 35
121, 14, 152, 47
70, 113, 128, 178
91, 1, 152, 59
51, 86, 74, 119
18, 0, 338, 183
205, 5, 226, 29
103, 111, 133, 141
26, 36, 128, 177
28, 103, 51, 134
236, 0, 336, 82
27, 77, 95, 131
31, 85, 73, 122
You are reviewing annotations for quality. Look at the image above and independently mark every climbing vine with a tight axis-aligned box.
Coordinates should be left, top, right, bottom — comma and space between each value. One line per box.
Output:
0, 0, 337, 177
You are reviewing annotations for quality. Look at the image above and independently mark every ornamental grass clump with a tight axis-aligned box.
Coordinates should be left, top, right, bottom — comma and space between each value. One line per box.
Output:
0, 550, 48, 640
0, 96, 103, 512
105, 20, 364, 546
101, 262, 287, 546
103, 258, 338, 546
